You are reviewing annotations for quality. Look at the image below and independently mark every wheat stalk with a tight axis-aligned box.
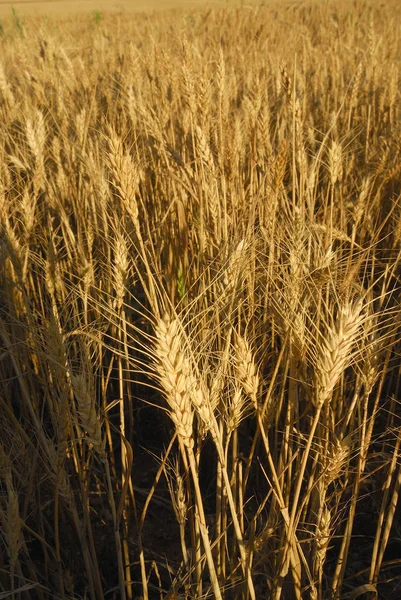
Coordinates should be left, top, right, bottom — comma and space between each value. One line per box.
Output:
0, 445, 23, 593
154, 313, 222, 600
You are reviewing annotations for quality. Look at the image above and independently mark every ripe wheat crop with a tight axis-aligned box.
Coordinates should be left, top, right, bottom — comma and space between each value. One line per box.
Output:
0, 2, 401, 599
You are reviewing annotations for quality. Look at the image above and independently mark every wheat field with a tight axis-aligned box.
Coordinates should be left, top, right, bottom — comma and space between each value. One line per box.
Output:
0, 1, 400, 599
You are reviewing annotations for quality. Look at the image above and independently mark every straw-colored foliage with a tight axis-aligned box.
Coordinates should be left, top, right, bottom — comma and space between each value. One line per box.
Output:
0, 2, 401, 599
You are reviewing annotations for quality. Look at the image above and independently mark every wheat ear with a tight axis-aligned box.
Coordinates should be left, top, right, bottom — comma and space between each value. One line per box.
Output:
234, 332, 260, 407
154, 314, 195, 447
315, 298, 365, 407
71, 369, 105, 457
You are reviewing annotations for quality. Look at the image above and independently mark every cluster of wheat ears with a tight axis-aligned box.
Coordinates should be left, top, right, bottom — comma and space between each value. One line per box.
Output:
0, 1, 401, 599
